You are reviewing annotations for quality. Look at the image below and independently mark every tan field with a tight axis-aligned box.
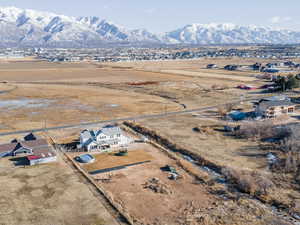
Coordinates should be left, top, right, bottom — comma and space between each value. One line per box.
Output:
0, 155, 118, 225
80, 150, 154, 173
137, 114, 266, 171
0, 83, 181, 132
0, 60, 267, 133
0, 61, 186, 83
159, 69, 256, 82
104, 57, 300, 71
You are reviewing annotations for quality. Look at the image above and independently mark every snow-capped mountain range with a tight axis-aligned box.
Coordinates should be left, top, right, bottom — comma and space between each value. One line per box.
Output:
0, 6, 300, 47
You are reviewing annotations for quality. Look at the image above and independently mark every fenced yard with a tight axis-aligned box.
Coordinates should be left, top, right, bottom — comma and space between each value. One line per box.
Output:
77, 150, 154, 174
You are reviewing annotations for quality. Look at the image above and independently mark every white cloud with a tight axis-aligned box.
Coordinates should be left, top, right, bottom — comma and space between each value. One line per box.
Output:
270, 16, 292, 24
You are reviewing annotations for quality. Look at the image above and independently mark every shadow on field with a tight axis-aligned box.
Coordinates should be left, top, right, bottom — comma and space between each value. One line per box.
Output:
236, 145, 266, 158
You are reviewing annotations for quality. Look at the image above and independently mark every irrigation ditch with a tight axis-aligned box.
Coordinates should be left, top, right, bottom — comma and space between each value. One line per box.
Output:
122, 121, 300, 225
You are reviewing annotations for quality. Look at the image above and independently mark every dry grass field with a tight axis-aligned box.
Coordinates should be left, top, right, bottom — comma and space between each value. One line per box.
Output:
0, 59, 268, 133
78, 150, 154, 173
104, 57, 300, 71
88, 142, 289, 225
0, 83, 182, 132
0, 156, 118, 225
137, 114, 267, 171
159, 69, 256, 82
129, 114, 300, 222
0, 61, 186, 83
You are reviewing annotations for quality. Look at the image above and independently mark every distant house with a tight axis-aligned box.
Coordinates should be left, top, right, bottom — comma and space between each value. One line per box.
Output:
206, 64, 218, 69
266, 62, 284, 68
78, 125, 131, 152
224, 65, 239, 71
284, 61, 296, 67
0, 138, 57, 166
255, 99, 296, 118
263, 68, 280, 73
251, 63, 262, 71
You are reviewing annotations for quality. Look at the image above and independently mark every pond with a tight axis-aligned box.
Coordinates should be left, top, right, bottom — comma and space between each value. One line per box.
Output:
0, 98, 54, 110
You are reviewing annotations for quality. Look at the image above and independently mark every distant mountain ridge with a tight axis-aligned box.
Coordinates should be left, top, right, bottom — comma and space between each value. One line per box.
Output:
163, 23, 300, 45
0, 6, 300, 47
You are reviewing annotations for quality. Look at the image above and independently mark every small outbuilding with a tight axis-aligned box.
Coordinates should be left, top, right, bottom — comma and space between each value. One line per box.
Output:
75, 154, 95, 164
224, 65, 239, 71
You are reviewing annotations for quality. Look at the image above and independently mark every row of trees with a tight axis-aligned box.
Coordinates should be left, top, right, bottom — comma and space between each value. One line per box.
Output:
234, 121, 300, 175
274, 74, 300, 91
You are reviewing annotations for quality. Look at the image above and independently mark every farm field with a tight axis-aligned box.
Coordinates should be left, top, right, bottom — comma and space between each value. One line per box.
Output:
0, 61, 186, 83
104, 57, 300, 72
0, 155, 118, 225
0, 59, 271, 134
0, 83, 181, 132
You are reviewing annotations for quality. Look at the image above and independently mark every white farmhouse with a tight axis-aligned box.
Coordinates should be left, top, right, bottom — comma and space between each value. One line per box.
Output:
78, 125, 131, 152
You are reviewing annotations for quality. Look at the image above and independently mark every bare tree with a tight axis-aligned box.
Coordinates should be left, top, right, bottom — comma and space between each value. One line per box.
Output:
234, 120, 275, 140
217, 103, 236, 118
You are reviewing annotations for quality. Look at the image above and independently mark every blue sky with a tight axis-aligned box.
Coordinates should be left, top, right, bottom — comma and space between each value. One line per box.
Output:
0, 0, 300, 32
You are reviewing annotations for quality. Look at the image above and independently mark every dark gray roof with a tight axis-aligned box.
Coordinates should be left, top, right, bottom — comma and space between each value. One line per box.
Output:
0, 139, 54, 158
262, 95, 290, 102
258, 100, 296, 110
80, 125, 123, 148
11, 138, 19, 143
24, 133, 39, 141
101, 126, 121, 136
81, 130, 94, 141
